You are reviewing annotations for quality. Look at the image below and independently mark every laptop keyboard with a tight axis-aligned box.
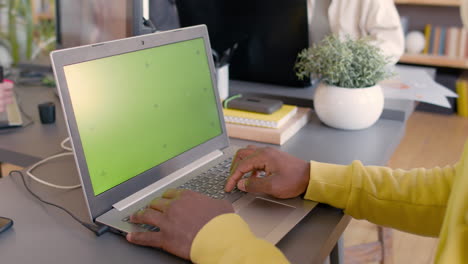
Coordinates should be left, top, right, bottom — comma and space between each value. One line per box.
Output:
178, 157, 244, 201
0, 97, 23, 127
0, 110, 8, 126
123, 157, 245, 231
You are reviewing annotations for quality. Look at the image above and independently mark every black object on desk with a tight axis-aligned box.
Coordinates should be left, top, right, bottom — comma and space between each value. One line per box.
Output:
226, 95, 283, 114
38, 102, 56, 124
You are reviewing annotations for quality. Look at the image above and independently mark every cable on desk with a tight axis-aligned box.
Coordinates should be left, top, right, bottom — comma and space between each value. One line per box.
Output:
60, 137, 72, 151
9, 170, 109, 237
27, 137, 81, 189
26, 152, 81, 189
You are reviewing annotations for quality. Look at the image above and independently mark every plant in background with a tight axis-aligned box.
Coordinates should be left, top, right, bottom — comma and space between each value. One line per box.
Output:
0, 0, 55, 65
32, 15, 56, 58
295, 34, 394, 88
2, 0, 34, 64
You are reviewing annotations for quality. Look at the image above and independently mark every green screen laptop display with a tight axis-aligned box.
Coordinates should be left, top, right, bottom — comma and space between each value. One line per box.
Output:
63, 38, 222, 195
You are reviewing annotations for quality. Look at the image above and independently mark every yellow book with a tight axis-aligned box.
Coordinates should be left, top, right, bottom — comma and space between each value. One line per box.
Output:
423, 24, 432, 54
223, 104, 298, 128
456, 79, 468, 117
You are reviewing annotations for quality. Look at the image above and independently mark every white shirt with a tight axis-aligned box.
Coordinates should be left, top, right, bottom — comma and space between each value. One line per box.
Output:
307, 0, 405, 64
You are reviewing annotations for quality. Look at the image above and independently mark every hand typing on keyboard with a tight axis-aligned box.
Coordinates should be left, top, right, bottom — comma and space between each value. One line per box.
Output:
126, 188, 234, 260
0, 80, 13, 112
177, 157, 245, 202
226, 145, 310, 199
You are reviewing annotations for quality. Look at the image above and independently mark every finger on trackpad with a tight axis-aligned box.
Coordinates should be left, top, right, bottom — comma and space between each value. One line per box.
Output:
236, 198, 295, 237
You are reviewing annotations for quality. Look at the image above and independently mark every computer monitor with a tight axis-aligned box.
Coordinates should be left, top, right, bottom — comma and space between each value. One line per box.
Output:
55, 0, 153, 49
176, 0, 311, 87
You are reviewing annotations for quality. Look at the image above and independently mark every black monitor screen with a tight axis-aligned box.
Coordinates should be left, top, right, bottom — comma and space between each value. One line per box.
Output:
176, 0, 310, 87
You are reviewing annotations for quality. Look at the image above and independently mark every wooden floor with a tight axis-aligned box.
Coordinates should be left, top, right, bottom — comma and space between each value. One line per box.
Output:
2, 111, 468, 263
1, 163, 22, 177
343, 111, 468, 264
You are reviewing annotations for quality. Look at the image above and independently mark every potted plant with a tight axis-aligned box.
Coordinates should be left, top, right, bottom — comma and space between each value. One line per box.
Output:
295, 34, 394, 130
0, 0, 55, 67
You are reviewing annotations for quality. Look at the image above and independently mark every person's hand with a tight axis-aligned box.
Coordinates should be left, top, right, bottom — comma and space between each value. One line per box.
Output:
126, 189, 234, 260
225, 145, 310, 199
0, 81, 13, 112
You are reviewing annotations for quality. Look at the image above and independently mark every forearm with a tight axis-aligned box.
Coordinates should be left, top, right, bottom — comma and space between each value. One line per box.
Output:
191, 214, 289, 264
304, 160, 455, 237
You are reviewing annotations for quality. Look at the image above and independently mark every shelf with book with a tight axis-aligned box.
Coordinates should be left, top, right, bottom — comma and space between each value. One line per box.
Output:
399, 54, 468, 69
456, 75, 468, 116
396, 1, 466, 70
394, 0, 460, 7
32, 0, 55, 23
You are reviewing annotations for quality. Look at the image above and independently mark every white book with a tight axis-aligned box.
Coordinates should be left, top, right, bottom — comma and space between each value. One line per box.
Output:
223, 104, 298, 128
226, 107, 312, 145
459, 28, 467, 59
447, 27, 459, 58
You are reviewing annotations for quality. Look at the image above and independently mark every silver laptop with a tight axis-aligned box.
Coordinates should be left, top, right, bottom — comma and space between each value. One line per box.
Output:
50, 25, 317, 244
0, 95, 23, 128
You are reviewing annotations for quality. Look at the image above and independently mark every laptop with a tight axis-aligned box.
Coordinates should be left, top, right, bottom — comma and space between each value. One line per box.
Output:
0, 96, 23, 128
0, 69, 23, 128
50, 25, 317, 244
0, 66, 23, 128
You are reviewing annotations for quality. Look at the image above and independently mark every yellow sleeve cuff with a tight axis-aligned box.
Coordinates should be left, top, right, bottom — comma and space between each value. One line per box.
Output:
190, 213, 289, 264
304, 161, 353, 209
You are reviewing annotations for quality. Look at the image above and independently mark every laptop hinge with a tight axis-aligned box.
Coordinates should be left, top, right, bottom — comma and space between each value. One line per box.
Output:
113, 149, 224, 211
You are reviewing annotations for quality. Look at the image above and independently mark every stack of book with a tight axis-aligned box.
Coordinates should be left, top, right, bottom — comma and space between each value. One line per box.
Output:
223, 104, 312, 145
423, 25, 468, 58
456, 74, 468, 117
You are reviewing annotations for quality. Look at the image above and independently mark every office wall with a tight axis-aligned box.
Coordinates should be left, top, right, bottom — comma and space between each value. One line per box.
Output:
59, 0, 130, 48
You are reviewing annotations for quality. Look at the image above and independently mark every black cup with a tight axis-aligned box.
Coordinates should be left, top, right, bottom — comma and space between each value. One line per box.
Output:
38, 102, 56, 124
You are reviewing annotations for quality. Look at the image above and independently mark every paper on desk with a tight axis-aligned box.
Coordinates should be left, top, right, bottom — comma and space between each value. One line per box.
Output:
381, 67, 457, 108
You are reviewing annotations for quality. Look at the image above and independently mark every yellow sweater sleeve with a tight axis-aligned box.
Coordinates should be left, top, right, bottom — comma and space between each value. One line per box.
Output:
191, 140, 468, 263
191, 213, 289, 264
304, 160, 456, 237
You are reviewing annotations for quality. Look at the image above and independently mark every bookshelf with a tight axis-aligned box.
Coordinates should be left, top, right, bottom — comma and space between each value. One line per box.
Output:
396, 0, 467, 69
399, 54, 468, 69
395, 0, 460, 7
32, 0, 54, 23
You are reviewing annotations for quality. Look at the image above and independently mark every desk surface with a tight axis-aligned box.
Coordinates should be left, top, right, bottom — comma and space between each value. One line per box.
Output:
0, 86, 68, 166
0, 84, 409, 264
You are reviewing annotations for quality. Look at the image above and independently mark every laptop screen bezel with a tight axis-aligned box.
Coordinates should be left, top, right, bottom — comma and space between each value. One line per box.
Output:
50, 25, 230, 221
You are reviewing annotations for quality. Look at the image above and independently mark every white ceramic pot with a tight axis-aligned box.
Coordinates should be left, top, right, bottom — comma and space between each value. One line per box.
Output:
313, 83, 384, 130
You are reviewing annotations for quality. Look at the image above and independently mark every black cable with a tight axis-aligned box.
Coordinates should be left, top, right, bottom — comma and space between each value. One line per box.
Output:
9, 170, 109, 236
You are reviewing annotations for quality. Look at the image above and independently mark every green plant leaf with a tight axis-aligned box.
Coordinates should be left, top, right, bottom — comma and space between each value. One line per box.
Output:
295, 34, 394, 88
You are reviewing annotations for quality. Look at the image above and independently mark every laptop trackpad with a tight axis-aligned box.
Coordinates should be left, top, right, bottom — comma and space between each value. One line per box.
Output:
236, 198, 295, 238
